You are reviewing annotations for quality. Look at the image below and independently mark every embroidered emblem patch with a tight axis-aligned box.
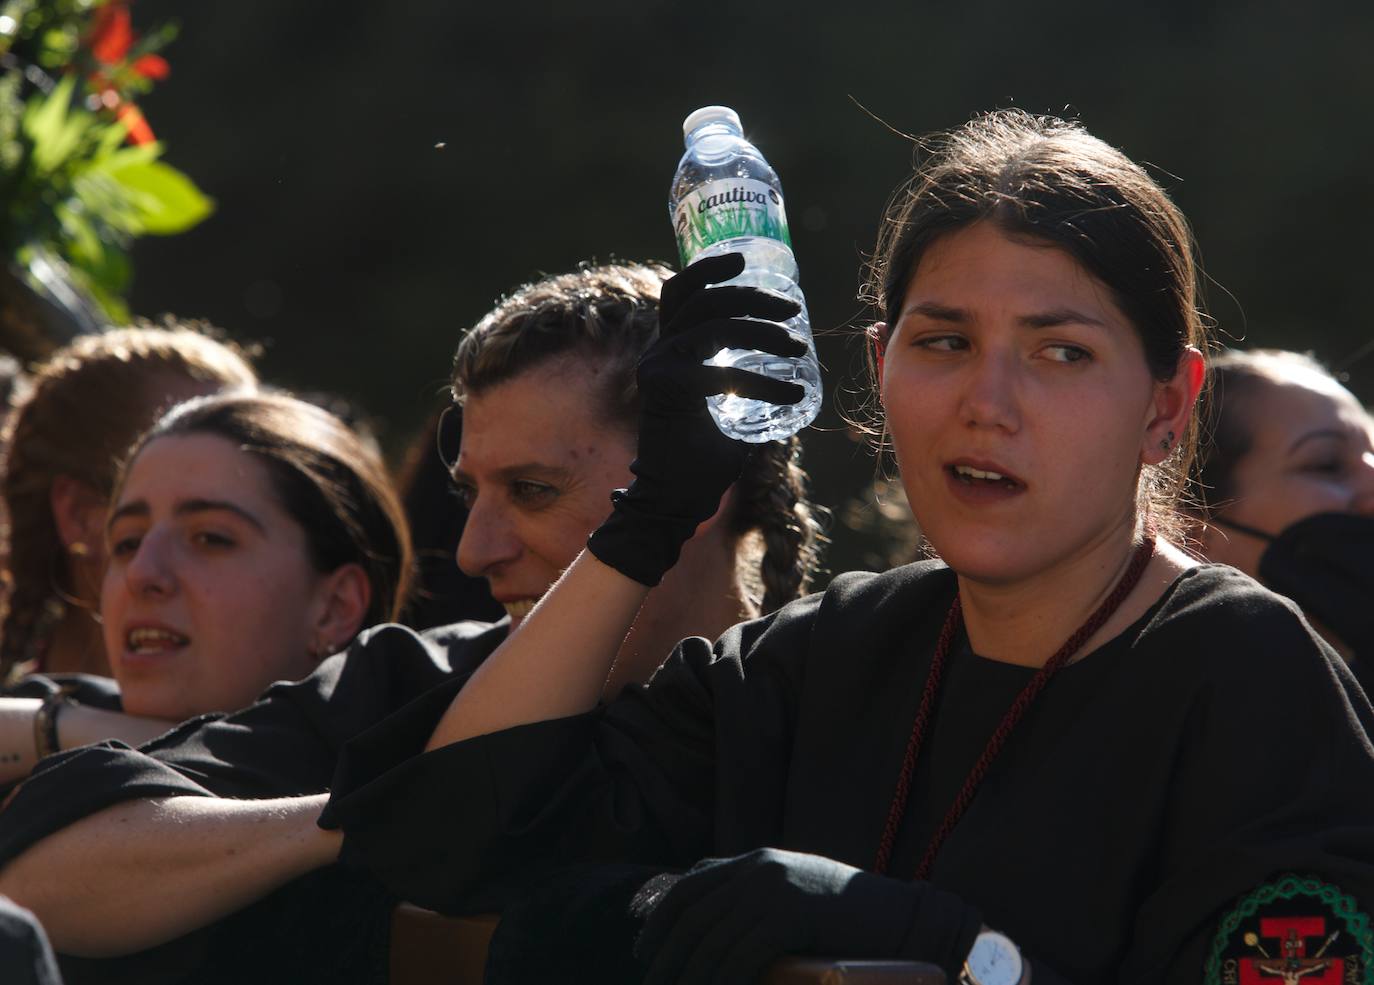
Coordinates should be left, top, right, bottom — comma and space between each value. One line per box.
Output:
1205, 874, 1374, 984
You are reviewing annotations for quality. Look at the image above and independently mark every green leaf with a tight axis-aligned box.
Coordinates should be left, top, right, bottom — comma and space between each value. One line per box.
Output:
101, 157, 214, 234
22, 74, 89, 174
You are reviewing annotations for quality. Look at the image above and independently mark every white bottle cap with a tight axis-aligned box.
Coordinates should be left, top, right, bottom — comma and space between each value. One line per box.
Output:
682, 105, 742, 137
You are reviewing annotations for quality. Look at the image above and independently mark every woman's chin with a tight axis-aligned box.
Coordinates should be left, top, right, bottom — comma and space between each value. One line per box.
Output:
924, 533, 1040, 585
117, 684, 186, 722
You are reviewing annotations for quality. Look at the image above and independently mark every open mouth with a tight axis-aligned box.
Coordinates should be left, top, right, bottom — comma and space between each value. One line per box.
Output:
502, 599, 535, 620
126, 626, 190, 654
948, 464, 1025, 491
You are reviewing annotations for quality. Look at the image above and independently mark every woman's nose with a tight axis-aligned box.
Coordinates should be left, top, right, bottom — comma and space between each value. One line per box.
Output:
958, 351, 1021, 433
456, 497, 522, 578
124, 530, 177, 597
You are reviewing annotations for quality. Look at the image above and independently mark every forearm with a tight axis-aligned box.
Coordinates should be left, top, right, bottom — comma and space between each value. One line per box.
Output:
0, 793, 340, 956
60, 703, 177, 751
426, 550, 649, 750
0, 698, 177, 784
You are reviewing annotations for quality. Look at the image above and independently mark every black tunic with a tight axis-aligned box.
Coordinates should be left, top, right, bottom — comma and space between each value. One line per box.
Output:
0, 619, 506, 985
322, 563, 1374, 983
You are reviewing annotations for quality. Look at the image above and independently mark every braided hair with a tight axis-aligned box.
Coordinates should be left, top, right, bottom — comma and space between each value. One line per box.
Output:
730, 436, 826, 613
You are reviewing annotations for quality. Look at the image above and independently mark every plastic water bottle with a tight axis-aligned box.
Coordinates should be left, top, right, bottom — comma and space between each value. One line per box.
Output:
670, 105, 822, 442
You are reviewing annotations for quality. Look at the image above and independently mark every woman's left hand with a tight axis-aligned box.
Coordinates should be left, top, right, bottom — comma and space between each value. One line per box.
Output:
634, 847, 982, 985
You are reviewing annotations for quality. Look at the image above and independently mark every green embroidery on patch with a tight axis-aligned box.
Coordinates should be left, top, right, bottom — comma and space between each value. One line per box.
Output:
1204, 873, 1373, 984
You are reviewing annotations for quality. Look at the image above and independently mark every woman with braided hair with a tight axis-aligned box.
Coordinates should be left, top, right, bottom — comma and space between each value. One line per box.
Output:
445, 261, 823, 694
322, 110, 1374, 984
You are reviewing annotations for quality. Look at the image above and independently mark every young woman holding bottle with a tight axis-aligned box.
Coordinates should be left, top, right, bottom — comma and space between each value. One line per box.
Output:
324, 110, 1374, 984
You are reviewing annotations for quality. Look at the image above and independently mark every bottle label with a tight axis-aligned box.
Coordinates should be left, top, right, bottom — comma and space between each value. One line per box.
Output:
673, 178, 791, 265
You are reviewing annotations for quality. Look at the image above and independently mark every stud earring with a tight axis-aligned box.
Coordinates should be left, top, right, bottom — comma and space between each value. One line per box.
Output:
67, 541, 89, 558
1159, 430, 1175, 453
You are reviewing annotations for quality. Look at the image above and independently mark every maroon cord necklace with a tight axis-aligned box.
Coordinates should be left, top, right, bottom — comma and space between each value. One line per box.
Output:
874, 536, 1156, 880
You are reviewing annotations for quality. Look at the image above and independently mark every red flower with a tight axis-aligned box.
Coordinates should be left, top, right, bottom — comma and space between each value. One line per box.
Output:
132, 54, 169, 80
89, 3, 134, 65
116, 103, 155, 145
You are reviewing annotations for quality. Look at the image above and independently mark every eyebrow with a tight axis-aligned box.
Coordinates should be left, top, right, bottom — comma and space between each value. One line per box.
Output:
1288, 428, 1350, 455
899, 301, 1107, 329
449, 462, 575, 486
107, 498, 267, 533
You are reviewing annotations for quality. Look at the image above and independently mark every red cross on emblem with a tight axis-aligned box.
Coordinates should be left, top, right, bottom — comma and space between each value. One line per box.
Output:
1240, 917, 1344, 984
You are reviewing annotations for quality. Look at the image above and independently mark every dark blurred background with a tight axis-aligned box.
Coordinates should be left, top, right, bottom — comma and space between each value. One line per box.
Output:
125, 0, 1374, 574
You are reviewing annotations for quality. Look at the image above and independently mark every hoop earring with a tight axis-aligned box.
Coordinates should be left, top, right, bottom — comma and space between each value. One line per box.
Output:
48, 553, 96, 614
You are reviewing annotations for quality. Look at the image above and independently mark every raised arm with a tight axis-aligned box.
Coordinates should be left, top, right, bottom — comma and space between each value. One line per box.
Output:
0, 793, 338, 956
426, 253, 804, 749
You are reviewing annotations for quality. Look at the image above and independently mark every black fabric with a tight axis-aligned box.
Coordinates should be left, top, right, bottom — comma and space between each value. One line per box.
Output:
0, 619, 506, 985
635, 848, 982, 985
327, 563, 1374, 983
586, 252, 804, 586
483, 863, 665, 985
0, 896, 62, 985
4, 673, 124, 711
1251, 511, 1374, 663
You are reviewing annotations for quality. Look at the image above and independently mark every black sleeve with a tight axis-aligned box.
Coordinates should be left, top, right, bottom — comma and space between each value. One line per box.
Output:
0, 897, 61, 985
1119, 594, 1374, 981
322, 597, 820, 914
4, 672, 123, 710
0, 623, 481, 866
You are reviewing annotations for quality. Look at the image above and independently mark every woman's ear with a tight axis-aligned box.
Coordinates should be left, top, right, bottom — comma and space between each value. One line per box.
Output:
308, 563, 373, 659
1141, 346, 1206, 465
50, 475, 107, 555
868, 322, 890, 377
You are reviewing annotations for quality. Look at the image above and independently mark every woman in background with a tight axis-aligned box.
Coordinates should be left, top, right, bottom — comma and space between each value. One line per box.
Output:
0, 325, 257, 681
1193, 347, 1374, 683
0, 390, 413, 783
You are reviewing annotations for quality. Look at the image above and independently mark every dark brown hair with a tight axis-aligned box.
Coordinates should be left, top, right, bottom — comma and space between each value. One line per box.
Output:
0, 324, 259, 675
120, 391, 414, 627
861, 109, 1209, 535
452, 262, 824, 612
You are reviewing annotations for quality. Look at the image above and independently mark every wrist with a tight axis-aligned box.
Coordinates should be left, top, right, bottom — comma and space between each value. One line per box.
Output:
587, 498, 698, 587
960, 926, 1028, 985
32, 687, 74, 760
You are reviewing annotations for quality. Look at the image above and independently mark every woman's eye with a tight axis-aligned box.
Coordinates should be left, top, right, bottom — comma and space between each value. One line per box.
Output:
192, 531, 236, 549
1042, 343, 1092, 364
449, 482, 477, 510
511, 481, 558, 507
913, 334, 968, 353
1302, 459, 1344, 475
109, 535, 141, 558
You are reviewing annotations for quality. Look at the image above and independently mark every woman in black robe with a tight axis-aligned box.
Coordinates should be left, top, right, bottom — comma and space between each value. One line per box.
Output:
323, 110, 1374, 984
0, 264, 824, 984
0, 391, 413, 788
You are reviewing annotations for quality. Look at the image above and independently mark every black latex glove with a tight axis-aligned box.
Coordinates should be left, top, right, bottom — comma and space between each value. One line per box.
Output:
633, 848, 982, 985
586, 253, 806, 586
